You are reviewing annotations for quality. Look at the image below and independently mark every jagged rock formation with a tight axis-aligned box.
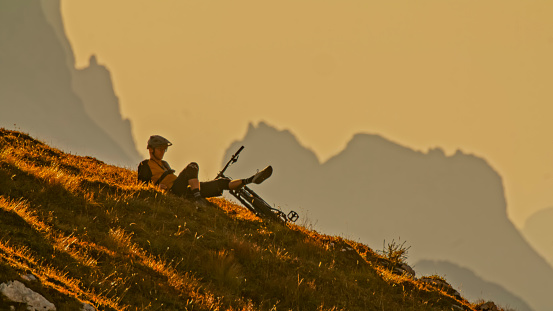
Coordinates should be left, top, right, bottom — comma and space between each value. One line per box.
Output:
72, 55, 141, 164
40, 1, 141, 165
0, 0, 140, 166
223, 121, 549, 311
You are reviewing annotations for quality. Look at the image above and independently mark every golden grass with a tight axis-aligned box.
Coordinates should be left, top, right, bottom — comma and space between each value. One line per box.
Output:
0, 128, 487, 311
0, 196, 113, 267
108, 227, 259, 311
0, 239, 126, 310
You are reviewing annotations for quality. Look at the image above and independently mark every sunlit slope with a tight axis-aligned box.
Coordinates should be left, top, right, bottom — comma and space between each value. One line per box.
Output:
0, 128, 491, 310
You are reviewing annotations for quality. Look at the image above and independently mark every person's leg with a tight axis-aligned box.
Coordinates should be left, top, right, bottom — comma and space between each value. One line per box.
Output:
199, 178, 231, 197
172, 164, 273, 203
228, 179, 243, 190
240, 166, 273, 187
221, 166, 274, 191
171, 162, 200, 197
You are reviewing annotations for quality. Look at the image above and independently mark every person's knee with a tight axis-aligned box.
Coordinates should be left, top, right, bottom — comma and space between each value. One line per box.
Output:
187, 162, 199, 171
217, 177, 231, 190
184, 162, 199, 179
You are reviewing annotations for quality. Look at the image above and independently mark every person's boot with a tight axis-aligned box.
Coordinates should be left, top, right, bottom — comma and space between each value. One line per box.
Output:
194, 197, 210, 209
191, 188, 210, 209
251, 166, 273, 184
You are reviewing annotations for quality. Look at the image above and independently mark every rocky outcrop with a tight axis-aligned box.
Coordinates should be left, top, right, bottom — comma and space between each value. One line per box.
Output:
0, 280, 56, 311
0, 276, 97, 311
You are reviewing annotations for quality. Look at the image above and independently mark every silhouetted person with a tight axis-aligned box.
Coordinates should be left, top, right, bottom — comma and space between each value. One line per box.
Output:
138, 135, 272, 207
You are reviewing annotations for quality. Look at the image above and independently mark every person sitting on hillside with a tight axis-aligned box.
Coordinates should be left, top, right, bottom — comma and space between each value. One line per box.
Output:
137, 135, 272, 207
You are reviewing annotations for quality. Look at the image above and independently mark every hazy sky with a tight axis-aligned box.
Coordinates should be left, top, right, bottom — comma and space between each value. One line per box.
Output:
60, 0, 553, 229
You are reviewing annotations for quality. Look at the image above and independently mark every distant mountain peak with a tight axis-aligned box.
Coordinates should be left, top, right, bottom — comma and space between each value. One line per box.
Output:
344, 132, 416, 156
245, 121, 303, 143
88, 54, 98, 67
235, 121, 320, 166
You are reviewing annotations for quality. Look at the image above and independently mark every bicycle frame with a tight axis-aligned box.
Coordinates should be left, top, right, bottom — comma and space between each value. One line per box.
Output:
216, 146, 299, 223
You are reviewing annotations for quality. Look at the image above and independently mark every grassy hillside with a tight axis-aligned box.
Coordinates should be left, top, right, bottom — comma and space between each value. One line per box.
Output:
0, 128, 495, 311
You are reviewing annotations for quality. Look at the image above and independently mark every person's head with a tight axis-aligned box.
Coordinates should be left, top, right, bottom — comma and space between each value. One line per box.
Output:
147, 135, 172, 160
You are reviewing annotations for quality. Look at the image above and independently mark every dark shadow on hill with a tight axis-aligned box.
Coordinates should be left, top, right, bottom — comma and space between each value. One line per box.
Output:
0, 0, 140, 166
222, 121, 550, 311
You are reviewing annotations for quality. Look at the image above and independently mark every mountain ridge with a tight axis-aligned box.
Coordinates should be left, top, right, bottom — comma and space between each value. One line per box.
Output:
222, 121, 549, 311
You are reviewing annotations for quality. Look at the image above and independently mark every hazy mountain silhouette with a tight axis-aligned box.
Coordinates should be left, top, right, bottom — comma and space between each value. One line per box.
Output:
415, 260, 532, 311
39, 0, 75, 69
0, 0, 140, 166
223, 121, 551, 311
522, 207, 553, 267
71, 55, 141, 164
40, 0, 141, 164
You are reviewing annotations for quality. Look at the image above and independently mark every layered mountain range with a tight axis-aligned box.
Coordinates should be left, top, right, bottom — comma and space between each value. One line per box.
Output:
223, 122, 550, 311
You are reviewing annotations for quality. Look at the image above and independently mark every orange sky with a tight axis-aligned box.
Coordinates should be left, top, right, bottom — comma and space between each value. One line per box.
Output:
60, 0, 553, 229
